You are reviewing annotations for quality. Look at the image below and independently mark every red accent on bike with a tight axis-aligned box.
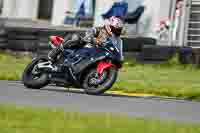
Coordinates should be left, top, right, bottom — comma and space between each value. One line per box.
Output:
50, 36, 64, 45
97, 61, 116, 75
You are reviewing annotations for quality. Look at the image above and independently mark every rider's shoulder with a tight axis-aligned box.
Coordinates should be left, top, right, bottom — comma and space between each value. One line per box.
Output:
92, 27, 102, 33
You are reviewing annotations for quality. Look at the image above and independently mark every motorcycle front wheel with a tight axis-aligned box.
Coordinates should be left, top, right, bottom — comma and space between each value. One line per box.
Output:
22, 57, 49, 89
82, 67, 118, 95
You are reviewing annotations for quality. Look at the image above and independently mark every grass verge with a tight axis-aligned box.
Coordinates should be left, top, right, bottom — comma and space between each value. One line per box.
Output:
0, 104, 199, 133
1, 51, 200, 100
112, 57, 200, 100
0, 51, 31, 80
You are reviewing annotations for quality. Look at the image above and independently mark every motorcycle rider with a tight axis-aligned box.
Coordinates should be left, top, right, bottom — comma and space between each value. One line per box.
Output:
84, 16, 123, 46
48, 16, 124, 64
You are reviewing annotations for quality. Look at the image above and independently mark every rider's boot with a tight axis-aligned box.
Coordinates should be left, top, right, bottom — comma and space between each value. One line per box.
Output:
48, 48, 62, 62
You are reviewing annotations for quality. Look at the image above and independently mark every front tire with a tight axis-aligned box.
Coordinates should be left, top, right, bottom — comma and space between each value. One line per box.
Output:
22, 57, 49, 89
82, 67, 118, 95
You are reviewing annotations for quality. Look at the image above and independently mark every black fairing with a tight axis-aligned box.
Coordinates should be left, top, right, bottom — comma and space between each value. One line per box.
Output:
64, 48, 106, 74
63, 37, 123, 75
63, 47, 121, 75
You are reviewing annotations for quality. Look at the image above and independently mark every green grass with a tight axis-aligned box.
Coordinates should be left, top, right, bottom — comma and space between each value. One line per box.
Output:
0, 51, 31, 80
0, 104, 199, 133
1, 51, 200, 100
111, 57, 200, 100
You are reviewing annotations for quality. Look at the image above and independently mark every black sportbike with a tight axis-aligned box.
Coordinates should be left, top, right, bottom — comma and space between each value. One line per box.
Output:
22, 34, 123, 95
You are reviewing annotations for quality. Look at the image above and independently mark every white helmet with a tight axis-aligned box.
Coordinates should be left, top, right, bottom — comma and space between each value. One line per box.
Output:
105, 16, 123, 36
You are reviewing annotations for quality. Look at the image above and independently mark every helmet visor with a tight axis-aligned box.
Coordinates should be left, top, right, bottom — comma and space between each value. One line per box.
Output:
110, 26, 122, 36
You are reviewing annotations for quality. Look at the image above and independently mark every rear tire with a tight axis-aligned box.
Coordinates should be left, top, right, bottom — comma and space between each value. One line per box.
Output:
22, 57, 49, 89
82, 67, 118, 95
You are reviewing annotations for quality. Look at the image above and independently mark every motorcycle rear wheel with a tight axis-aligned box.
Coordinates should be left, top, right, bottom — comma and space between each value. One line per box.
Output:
22, 57, 49, 89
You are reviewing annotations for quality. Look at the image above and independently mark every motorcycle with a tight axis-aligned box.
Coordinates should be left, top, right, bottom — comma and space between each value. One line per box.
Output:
22, 34, 124, 95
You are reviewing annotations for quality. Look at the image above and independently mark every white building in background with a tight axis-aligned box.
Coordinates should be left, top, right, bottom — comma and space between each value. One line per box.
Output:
93, 0, 171, 38
0, 0, 173, 38
51, 0, 74, 25
1, 0, 39, 19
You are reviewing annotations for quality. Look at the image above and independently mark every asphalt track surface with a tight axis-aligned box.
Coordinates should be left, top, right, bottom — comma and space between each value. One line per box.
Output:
0, 80, 200, 124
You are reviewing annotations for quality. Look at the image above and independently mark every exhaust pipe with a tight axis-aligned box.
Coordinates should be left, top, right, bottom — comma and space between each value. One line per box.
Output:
37, 61, 58, 72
